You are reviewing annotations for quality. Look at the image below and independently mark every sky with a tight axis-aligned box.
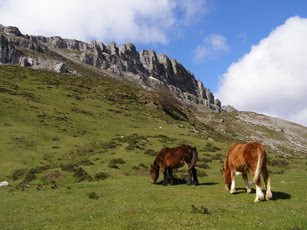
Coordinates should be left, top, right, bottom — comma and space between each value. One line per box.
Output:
0, 0, 306, 127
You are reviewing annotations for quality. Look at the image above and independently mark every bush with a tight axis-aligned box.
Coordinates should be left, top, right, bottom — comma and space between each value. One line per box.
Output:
197, 170, 208, 177
12, 169, 28, 181
61, 163, 77, 172
155, 87, 188, 121
269, 159, 289, 168
198, 157, 212, 163
23, 169, 36, 183
191, 205, 210, 215
108, 158, 126, 169
203, 143, 221, 152
73, 167, 92, 182
144, 149, 157, 156
197, 162, 210, 169
88, 192, 99, 200
211, 153, 223, 161
95, 172, 109, 180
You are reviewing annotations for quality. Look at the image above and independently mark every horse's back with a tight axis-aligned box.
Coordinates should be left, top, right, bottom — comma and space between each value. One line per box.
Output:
156, 145, 194, 169
227, 142, 264, 171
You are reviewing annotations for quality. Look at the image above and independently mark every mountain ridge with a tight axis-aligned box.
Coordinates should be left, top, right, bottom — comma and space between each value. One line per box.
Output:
0, 24, 222, 112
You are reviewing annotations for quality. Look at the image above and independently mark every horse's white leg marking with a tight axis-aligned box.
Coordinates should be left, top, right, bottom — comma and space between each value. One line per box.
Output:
230, 179, 236, 194
242, 174, 251, 193
266, 177, 272, 200
254, 185, 265, 202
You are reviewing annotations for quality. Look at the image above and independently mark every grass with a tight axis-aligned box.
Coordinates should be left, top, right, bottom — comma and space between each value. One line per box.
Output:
0, 65, 307, 229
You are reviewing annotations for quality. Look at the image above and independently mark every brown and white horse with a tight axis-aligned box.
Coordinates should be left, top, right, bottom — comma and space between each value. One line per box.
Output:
223, 142, 272, 202
150, 145, 199, 186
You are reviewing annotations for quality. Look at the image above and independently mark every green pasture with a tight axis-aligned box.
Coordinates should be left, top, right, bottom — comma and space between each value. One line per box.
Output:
0, 66, 306, 229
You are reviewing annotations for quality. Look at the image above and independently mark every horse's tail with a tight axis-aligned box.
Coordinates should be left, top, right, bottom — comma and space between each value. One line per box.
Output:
189, 147, 198, 170
252, 146, 265, 183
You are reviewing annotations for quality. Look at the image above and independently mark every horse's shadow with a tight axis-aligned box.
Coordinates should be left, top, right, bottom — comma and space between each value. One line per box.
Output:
231, 188, 291, 200
156, 179, 218, 186
155, 178, 188, 185
231, 187, 254, 195
198, 182, 219, 186
272, 191, 291, 200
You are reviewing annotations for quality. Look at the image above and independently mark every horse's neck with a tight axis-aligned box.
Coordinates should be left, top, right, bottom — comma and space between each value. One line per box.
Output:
224, 158, 230, 174
153, 159, 160, 169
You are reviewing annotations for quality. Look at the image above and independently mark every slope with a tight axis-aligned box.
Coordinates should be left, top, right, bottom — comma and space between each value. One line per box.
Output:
0, 65, 307, 229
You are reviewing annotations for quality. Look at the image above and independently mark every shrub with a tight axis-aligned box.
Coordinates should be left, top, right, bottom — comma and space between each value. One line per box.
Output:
197, 170, 208, 177
61, 163, 77, 172
77, 159, 94, 166
23, 169, 36, 183
73, 167, 92, 182
152, 134, 178, 144
95, 172, 109, 180
203, 142, 221, 152
269, 159, 289, 168
108, 158, 126, 169
155, 87, 188, 121
198, 157, 212, 163
211, 153, 223, 161
144, 149, 157, 156
12, 169, 28, 181
191, 205, 210, 215
88, 192, 99, 200
197, 162, 210, 169
101, 141, 118, 150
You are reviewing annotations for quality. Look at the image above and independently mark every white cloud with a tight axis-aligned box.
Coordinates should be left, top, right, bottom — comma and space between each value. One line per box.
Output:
216, 16, 307, 127
193, 33, 229, 63
176, 0, 208, 26
0, 0, 207, 44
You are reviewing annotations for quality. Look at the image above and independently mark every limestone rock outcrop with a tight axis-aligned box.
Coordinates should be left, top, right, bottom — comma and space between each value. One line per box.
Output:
0, 24, 224, 112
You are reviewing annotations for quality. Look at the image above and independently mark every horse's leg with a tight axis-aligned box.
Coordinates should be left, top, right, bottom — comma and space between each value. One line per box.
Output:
230, 170, 236, 194
191, 167, 199, 186
167, 168, 174, 185
262, 165, 272, 200
162, 168, 168, 186
242, 173, 251, 193
254, 177, 265, 202
186, 167, 192, 185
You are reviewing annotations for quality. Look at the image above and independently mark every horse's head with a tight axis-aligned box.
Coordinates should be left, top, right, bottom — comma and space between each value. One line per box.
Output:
222, 165, 231, 190
150, 164, 159, 184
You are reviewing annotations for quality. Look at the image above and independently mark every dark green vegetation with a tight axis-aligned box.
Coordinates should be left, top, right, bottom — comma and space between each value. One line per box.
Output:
1, 66, 307, 229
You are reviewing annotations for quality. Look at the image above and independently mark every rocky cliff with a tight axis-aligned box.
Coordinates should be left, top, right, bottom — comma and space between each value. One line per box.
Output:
0, 24, 222, 111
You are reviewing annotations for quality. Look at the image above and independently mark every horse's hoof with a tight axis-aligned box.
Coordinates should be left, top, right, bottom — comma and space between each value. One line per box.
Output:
254, 194, 265, 202
192, 181, 199, 186
230, 189, 236, 194
246, 188, 252, 194
266, 191, 273, 200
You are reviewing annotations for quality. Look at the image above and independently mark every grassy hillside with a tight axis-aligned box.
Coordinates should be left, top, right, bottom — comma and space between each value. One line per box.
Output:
0, 65, 307, 229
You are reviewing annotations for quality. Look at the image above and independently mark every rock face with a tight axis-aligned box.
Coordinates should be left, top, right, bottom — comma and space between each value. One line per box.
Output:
0, 35, 22, 64
0, 24, 223, 111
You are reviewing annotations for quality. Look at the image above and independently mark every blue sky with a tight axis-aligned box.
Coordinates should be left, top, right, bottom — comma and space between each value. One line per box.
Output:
0, 0, 307, 126
152, 0, 307, 92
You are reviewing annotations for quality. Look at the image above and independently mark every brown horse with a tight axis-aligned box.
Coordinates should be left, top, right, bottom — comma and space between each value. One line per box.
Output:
150, 145, 199, 186
223, 142, 272, 202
